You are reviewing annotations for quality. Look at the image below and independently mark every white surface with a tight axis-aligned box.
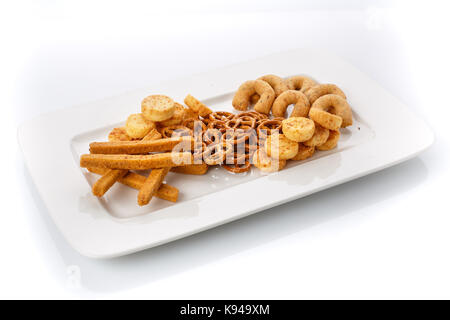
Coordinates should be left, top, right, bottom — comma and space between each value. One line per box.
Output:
19, 49, 432, 258
1, 0, 450, 298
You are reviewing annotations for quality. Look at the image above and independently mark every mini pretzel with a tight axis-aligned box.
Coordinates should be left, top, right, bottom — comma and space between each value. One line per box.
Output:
222, 142, 255, 173
161, 125, 192, 138
208, 111, 234, 122
182, 119, 206, 133
222, 161, 252, 173
317, 130, 340, 151
305, 84, 346, 105
309, 94, 352, 130
222, 128, 253, 146
234, 111, 268, 122
226, 116, 257, 130
203, 141, 233, 165
203, 128, 223, 146
232, 80, 276, 114
272, 90, 311, 118
207, 119, 228, 131
257, 119, 282, 140
286, 76, 317, 93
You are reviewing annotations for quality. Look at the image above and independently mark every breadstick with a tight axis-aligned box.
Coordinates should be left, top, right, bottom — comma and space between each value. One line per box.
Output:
138, 167, 170, 206
171, 163, 209, 175
92, 127, 163, 197
87, 167, 178, 202
89, 137, 193, 154
92, 169, 128, 197
80, 152, 193, 170
184, 94, 213, 117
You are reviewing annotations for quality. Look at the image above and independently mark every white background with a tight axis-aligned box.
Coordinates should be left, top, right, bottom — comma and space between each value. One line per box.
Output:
1, 0, 449, 299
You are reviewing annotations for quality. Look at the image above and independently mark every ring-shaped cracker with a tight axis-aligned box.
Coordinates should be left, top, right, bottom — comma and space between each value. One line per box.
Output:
316, 130, 340, 151
303, 124, 330, 147
232, 80, 276, 114
286, 76, 317, 93
272, 90, 311, 118
309, 94, 352, 130
305, 84, 346, 105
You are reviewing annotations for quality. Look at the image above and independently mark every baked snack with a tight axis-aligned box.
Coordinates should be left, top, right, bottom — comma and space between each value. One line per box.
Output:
92, 169, 128, 197
286, 75, 317, 93
272, 90, 311, 118
138, 167, 170, 206
303, 124, 330, 147
89, 137, 193, 154
108, 127, 134, 142
87, 167, 178, 202
80, 152, 193, 170
305, 84, 346, 105
291, 144, 315, 161
281, 117, 315, 142
232, 80, 276, 114
252, 148, 286, 172
184, 94, 212, 117
125, 113, 156, 139
264, 133, 299, 160
309, 94, 352, 129
316, 130, 340, 151
142, 95, 175, 121
159, 103, 186, 126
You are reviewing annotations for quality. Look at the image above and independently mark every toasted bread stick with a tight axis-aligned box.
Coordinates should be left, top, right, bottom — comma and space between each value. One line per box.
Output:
92, 128, 163, 197
171, 163, 209, 175
89, 137, 193, 154
184, 94, 213, 117
80, 152, 193, 170
138, 167, 170, 206
92, 169, 128, 197
87, 167, 178, 202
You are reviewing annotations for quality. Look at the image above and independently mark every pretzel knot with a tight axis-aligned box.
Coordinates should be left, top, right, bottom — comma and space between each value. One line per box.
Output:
182, 119, 206, 133
202, 141, 233, 165
257, 119, 282, 140
203, 128, 224, 146
208, 111, 234, 122
226, 116, 256, 130
207, 119, 228, 130
222, 142, 256, 173
161, 125, 192, 138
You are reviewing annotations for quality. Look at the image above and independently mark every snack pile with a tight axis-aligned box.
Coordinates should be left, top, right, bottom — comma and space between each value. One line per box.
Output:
80, 74, 353, 206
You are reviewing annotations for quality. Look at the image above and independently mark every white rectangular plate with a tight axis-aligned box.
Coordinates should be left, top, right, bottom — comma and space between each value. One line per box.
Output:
18, 49, 433, 258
